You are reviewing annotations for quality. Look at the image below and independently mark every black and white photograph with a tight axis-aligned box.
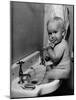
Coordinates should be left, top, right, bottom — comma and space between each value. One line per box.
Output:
10, 1, 74, 98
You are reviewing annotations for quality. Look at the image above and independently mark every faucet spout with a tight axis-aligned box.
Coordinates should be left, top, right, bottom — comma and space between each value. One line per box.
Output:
40, 49, 45, 66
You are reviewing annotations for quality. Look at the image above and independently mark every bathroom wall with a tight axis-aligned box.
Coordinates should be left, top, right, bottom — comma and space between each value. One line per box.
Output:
11, 2, 44, 64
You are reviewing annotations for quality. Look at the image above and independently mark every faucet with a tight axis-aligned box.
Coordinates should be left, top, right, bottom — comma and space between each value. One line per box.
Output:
17, 61, 25, 84
17, 60, 31, 84
40, 55, 45, 65
40, 49, 45, 65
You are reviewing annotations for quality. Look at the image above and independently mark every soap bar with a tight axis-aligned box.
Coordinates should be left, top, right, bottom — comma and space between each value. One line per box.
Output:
25, 85, 35, 89
31, 79, 38, 84
21, 83, 35, 89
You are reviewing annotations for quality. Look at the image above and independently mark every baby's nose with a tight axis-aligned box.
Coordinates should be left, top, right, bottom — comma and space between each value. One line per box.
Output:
51, 33, 55, 38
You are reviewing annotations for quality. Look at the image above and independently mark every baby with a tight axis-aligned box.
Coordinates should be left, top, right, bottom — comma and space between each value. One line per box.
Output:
43, 17, 70, 82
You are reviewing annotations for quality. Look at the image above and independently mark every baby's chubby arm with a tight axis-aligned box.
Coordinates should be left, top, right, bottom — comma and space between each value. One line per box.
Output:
46, 41, 65, 64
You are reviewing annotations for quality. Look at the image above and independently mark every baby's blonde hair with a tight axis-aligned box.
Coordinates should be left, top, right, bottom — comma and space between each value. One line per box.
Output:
47, 17, 66, 33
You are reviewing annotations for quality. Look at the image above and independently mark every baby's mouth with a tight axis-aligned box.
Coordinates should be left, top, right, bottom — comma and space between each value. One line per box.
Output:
50, 39, 56, 43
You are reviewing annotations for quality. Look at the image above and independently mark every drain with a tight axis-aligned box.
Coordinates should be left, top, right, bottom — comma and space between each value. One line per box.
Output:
31, 80, 38, 84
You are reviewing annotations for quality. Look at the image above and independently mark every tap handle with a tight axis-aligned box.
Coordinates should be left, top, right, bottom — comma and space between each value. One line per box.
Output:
40, 56, 45, 65
17, 61, 25, 65
23, 74, 31, 77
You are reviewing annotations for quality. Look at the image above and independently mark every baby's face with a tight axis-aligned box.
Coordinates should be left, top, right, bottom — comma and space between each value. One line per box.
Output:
47, 21, 64, 45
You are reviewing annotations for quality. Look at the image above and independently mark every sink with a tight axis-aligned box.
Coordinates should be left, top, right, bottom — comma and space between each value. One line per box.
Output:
11, 77, 60, 98
11, 51, 60, 98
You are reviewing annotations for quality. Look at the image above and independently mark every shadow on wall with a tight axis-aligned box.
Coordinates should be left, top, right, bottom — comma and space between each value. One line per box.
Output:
65, 25, 70, 41
67, 5, 74, 90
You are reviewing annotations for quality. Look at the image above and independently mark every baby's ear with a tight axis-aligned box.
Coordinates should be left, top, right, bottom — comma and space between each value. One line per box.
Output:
62, 32, 65, 37
62, 32, 66, 39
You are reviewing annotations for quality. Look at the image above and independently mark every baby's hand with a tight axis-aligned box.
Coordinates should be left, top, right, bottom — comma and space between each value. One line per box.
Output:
49, 42, 55, 48
43, 40, 55, 50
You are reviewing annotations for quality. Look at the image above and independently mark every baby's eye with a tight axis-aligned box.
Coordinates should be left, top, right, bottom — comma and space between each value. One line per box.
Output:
48, 32, 52, 35
54, 31, 57, 33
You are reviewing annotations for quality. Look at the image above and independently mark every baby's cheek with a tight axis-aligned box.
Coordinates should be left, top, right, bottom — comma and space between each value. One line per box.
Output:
49, 36, 52, 40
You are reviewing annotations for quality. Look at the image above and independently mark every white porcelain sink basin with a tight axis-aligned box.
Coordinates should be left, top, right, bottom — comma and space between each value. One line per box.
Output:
11, 51, 60, 98
11, 77, 60, 98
